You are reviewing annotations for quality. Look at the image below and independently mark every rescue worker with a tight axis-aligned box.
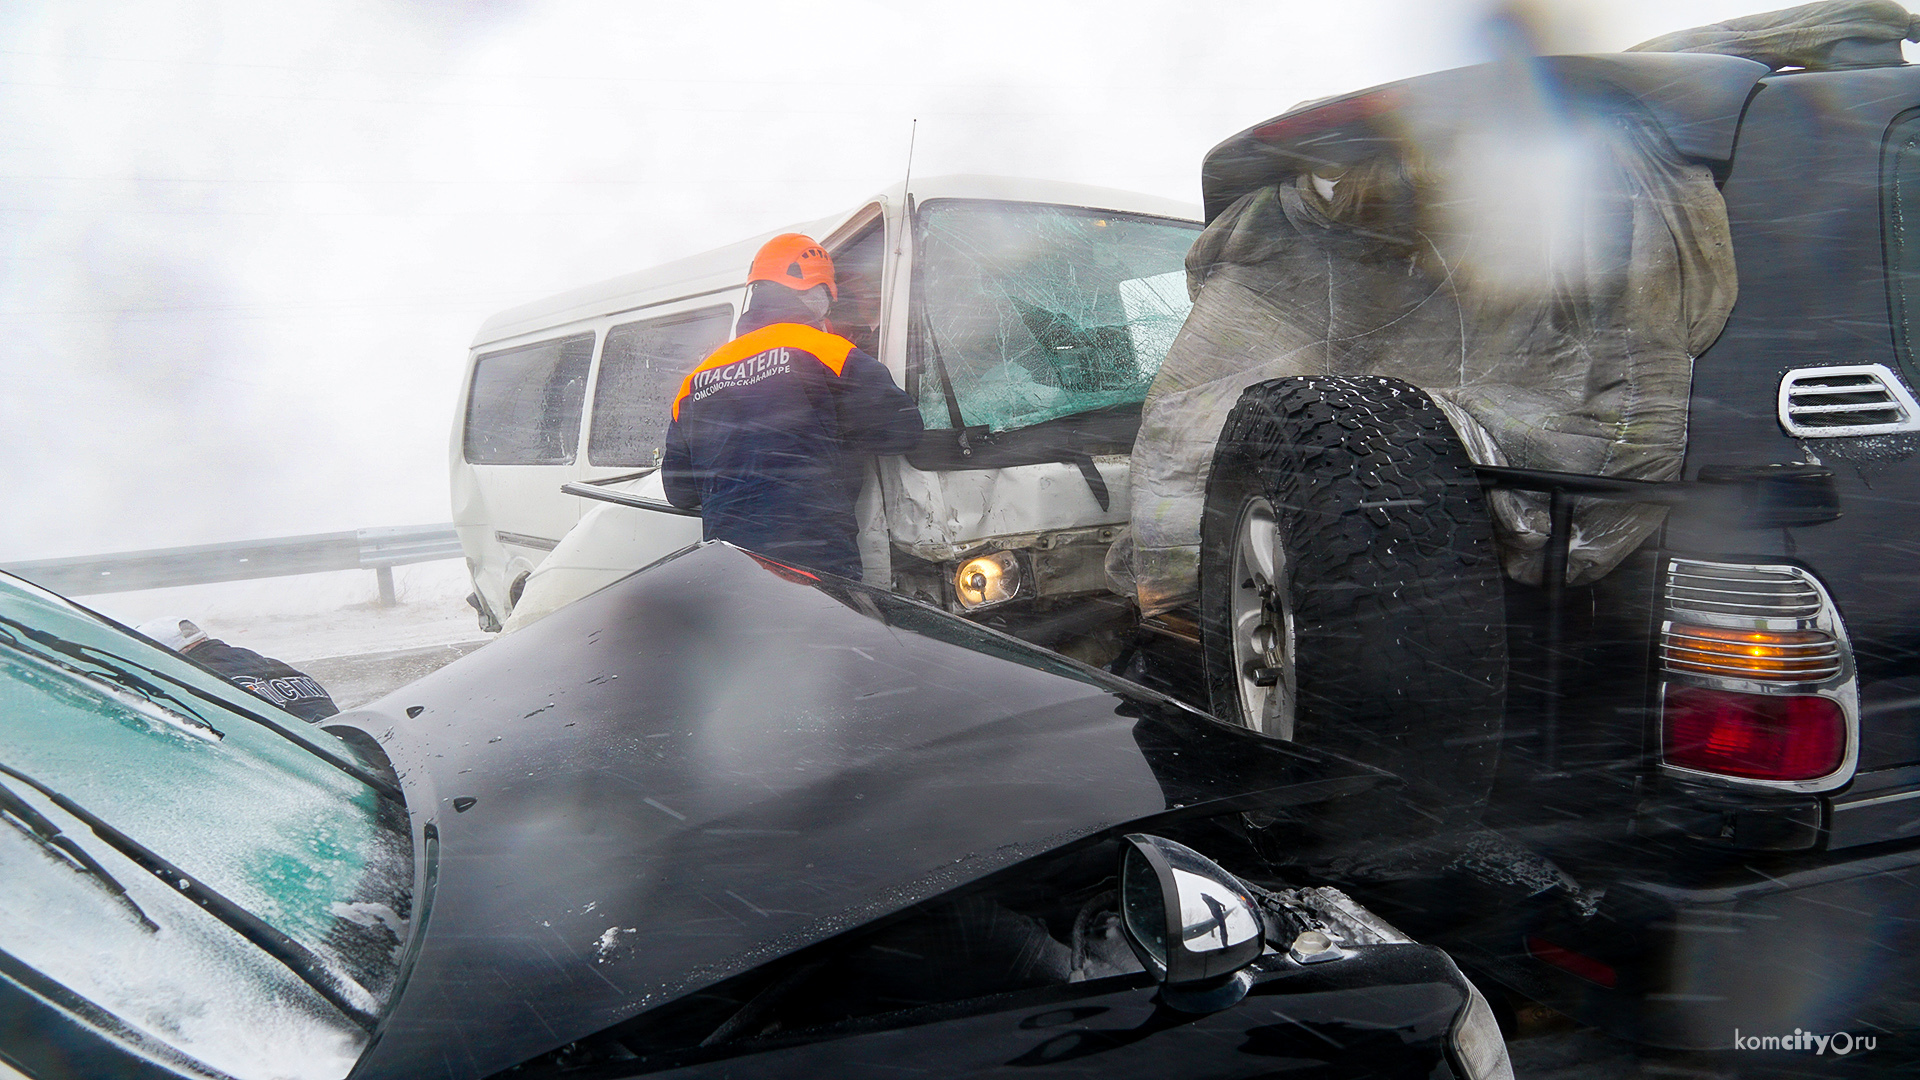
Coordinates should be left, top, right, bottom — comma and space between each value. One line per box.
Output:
134, 616, 340, 723
663, 233, 923, 578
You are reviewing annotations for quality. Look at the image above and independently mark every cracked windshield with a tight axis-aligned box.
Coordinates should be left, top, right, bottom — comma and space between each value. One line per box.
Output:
913, 201, 1199, 432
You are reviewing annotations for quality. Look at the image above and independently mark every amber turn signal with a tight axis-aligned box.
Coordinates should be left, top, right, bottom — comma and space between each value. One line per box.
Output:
1660, 624, 1842, 681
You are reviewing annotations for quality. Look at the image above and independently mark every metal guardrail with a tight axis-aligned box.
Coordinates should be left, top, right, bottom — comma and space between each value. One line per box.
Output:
2, 524, 464, 605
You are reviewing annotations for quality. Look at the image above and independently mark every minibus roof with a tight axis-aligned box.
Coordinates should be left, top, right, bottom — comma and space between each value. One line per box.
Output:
470, 174, 1202, 349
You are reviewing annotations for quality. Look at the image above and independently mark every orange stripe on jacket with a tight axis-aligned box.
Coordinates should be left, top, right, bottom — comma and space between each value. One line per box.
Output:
670, 323, 856, 421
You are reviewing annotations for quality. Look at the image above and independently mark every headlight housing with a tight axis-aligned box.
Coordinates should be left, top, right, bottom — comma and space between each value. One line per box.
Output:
953, 551, 1024, 611
1449, 981, 1515, 1080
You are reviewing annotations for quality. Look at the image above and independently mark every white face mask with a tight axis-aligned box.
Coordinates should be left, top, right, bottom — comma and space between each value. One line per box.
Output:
797, 285, 832, 319
745, 281, 833, 323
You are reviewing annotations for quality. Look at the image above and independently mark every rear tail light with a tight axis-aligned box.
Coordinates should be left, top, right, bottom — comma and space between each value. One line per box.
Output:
1525, 936, 1617, 988
746, 553, 820, 583
1662, 687, 1845, 781
1249, 87, 1403, 144
1659, 559, 1855, 790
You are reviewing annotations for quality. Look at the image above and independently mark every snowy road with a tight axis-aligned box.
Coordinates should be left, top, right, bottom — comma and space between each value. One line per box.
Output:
302, 639, 491, 711
73, 559, 492, 709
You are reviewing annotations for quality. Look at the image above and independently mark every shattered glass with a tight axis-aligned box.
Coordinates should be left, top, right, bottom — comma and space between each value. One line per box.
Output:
912, 200, 1201, 433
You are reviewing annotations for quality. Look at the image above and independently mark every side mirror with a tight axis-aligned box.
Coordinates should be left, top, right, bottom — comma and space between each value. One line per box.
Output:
1117, 833, 1265, 1013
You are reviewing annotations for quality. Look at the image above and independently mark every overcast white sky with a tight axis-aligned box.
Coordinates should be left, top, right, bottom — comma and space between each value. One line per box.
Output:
0, 0, 1779, 562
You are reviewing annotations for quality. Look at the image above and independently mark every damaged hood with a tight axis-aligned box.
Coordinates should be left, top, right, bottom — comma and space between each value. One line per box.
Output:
338, 543, 1383, 1080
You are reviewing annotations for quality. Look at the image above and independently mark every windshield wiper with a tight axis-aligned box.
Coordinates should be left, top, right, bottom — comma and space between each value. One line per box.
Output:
0, 775, 156, 932
0, 759, 381, 1030
0, 614, 402, 807
913, 306, 1119, 510
0, 620, 221, 741
920, 319, 974, 458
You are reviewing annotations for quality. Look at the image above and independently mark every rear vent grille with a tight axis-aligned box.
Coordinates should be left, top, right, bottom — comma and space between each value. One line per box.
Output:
1665, 560, 1823, 622
1779, 364, 1920, 437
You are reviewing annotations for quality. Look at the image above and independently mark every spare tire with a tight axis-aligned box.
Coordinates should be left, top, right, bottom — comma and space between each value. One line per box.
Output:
1199, 375, 1506, 813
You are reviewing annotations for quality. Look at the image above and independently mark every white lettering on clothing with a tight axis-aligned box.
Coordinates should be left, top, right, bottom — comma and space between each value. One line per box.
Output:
688, 348, 794, 406
232, 675, 286, 704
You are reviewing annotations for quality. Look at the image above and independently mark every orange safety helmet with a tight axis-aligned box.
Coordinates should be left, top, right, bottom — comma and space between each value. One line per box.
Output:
747, 233, 836, 300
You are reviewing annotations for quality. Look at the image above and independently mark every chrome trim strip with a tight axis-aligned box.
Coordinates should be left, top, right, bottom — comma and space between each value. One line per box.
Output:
1663, 659, 1841, 679
1667, 586, 1818, 598
1832, 788, 1920, 811
1789, 397, 1896, 409
494, 530, 560, 552
557, 482, 700, 518
1668, 577, 1820, 592
1664, 560, 1829, 629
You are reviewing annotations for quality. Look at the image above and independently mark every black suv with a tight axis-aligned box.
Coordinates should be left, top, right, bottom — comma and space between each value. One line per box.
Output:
1119, 8, 1920, 1052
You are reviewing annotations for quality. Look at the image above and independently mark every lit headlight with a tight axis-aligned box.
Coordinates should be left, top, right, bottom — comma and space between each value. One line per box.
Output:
953, 551, 1023, 611
1449, 982, 1514, 1080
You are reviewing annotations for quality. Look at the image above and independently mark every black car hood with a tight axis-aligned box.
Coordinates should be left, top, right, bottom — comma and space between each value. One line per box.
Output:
337, 543, 1386, 1080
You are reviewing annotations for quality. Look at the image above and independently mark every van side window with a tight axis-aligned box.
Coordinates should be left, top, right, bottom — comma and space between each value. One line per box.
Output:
590, 306, 734, 467
464, 332, 595, 465
830, 220, 885, 358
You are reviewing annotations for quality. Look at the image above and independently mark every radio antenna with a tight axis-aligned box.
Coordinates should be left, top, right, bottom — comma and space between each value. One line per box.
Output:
895, 119, 918, 257
902, 118, 918, 200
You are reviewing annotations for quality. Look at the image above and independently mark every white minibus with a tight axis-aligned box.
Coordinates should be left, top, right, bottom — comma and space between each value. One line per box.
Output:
451, 175, 1201, 656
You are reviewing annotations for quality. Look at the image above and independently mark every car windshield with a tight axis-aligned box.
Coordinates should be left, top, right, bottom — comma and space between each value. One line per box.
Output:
912, 200, 1201, 433
0, 576, 411, 1080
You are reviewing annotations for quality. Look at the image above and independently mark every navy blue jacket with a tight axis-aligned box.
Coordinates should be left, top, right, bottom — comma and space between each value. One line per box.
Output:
662, 300, 923, 578
190, 639, 340, 723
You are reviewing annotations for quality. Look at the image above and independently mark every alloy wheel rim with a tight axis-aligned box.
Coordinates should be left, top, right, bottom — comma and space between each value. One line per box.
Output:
1228, 496, 1295, 739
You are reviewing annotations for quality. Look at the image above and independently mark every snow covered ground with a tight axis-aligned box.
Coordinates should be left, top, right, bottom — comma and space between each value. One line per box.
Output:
74, 558, 494, 709
76, 559, 484, 662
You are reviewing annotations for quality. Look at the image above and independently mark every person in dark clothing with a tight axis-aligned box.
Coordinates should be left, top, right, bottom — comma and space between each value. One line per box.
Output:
662, 233, 923, 579
134, 616, 340, 723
